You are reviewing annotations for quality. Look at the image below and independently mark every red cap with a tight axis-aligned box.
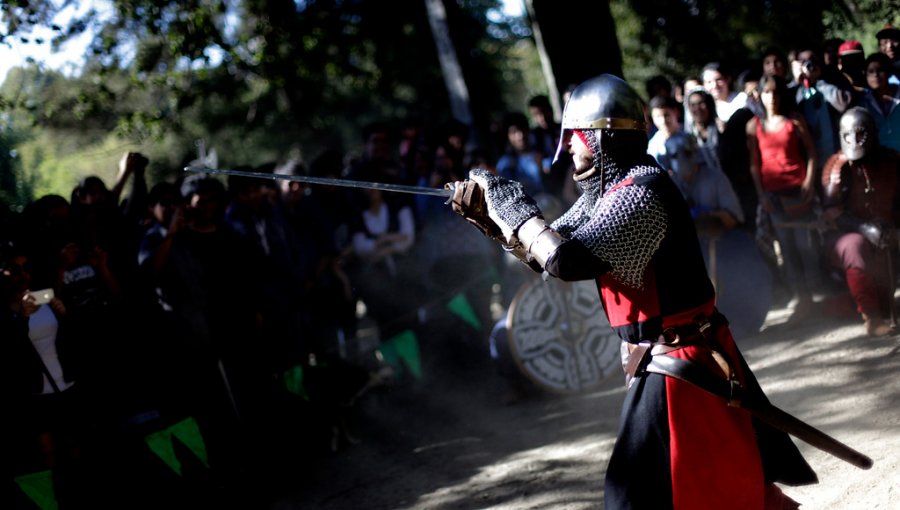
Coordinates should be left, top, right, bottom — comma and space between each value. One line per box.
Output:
838, 40, 864, 56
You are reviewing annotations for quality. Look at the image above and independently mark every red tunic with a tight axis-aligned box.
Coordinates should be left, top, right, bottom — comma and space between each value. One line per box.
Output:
599, 172, 816, 509
756, 117, 806, 192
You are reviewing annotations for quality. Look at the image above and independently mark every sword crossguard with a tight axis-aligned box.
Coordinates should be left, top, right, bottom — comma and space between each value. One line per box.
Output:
443, 182, 456, 205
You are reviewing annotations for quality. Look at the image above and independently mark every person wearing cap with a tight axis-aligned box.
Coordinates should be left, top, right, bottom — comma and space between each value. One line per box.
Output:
876, 24, 900, 84
448, 74, 816, 509
837, 39, 867, 98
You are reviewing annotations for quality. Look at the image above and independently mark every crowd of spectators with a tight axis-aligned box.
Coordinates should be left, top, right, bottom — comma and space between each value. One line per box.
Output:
2, 25, 899, 508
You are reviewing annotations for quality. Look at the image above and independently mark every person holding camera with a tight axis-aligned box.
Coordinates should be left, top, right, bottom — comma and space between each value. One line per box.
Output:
821, 108, 899, 336
793, 48, 854, 171
0, 243, 95, 507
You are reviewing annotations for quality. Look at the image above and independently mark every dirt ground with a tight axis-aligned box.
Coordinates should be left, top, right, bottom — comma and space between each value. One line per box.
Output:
272, 296, 900, 510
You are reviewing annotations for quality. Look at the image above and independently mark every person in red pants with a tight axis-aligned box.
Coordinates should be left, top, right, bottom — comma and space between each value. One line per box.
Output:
821, 107, 900, 336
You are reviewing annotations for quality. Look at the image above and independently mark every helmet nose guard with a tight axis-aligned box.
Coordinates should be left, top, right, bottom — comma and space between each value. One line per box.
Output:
552, 74, 649, 165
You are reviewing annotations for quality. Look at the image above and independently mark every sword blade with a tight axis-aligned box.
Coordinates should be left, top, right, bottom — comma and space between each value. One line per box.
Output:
185, 166, 452, 198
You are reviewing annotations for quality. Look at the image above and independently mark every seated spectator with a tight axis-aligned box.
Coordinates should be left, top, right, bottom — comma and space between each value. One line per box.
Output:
347, 188, 420, 342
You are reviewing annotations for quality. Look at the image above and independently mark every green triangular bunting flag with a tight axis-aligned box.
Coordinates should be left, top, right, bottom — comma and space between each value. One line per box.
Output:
283, 364, 309, 400
145, 416, 208, 475
145, 427, 181, 475
170, 416, 209, 469
379, 329, 423, 380
447, 292, 482, 330
14, 470, 58, 510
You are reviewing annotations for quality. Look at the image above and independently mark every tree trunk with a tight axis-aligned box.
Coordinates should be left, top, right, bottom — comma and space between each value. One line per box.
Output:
529, 0, 623, 99
424, 0, 474, 127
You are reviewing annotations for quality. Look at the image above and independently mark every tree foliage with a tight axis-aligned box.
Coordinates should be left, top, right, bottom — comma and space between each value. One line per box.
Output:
3, 1, 526, 159
612, 0, 899, 93
2, 0, 541, 200
1, 0, 897, 205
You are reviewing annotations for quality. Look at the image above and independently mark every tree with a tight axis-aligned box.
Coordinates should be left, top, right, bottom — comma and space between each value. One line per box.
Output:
529, 0, 623, 97
2, 1, 532, 171
0, 122, 32, 209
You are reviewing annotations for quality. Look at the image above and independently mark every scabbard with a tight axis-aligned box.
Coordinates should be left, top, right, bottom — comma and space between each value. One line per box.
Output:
645, 354, 873, 470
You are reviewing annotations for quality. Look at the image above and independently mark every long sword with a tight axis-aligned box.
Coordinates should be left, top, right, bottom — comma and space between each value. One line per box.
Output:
185, 166, 453, 198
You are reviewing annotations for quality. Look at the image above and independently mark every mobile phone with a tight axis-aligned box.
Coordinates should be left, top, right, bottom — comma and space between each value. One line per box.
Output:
30, 288, 55, 305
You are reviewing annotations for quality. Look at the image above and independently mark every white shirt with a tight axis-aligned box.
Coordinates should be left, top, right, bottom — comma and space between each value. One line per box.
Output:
714, 91, 747, 122
28, 304, 73, 394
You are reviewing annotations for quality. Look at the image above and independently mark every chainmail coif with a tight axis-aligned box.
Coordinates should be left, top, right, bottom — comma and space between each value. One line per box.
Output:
551, 130, 668, 288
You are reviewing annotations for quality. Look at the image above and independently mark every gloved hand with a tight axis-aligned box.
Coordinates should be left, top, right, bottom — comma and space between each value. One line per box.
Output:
858, 221, 895, 250
465, 168, 541, 244
447, 179, 502, 241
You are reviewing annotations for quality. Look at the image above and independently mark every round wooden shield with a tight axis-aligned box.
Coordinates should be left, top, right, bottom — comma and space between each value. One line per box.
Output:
507, 278, 620, 393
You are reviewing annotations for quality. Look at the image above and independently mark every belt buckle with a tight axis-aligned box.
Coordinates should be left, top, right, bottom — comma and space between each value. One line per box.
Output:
659, 327, 681, 345
696, 318, 711, 337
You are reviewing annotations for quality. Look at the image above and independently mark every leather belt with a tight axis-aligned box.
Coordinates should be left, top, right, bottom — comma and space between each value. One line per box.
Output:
621, 313, 873, 470
623, 313, 730, 388
644, 354, 873, 470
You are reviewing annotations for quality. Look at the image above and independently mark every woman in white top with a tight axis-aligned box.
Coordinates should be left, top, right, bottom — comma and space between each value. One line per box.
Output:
1, 247, 89, 504
348, 189, 420, 341
702, 62, 748, 122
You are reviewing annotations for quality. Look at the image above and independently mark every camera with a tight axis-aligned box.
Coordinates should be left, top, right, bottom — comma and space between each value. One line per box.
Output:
29, 288, 54, 305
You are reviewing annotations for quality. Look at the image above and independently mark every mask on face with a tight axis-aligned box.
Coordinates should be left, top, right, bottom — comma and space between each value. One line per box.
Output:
839, 107, 877, 161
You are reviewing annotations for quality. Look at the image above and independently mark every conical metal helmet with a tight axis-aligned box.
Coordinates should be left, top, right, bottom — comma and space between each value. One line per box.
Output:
553, 74, 648, 164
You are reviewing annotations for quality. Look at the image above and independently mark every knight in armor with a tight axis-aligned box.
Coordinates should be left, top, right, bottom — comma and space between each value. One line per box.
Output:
449, 74, 817, 509
821, 107, 900, 337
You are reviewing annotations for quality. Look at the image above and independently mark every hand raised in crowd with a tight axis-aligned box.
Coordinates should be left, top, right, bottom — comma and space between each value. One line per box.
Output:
117, 151, 149, 180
